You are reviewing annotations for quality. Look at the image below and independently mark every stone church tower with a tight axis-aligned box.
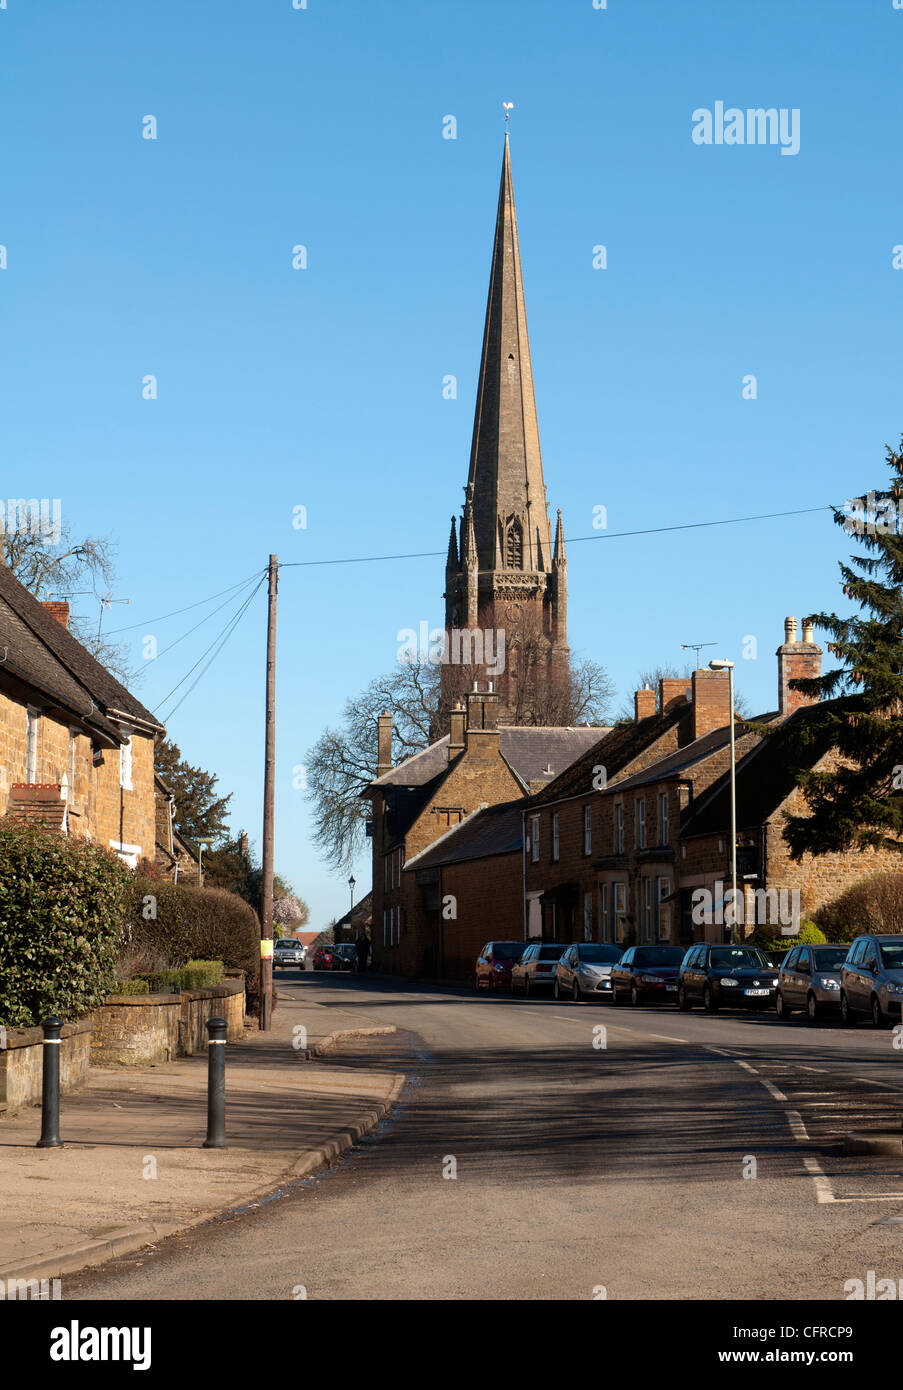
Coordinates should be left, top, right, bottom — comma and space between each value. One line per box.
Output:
443, 135, 569, 724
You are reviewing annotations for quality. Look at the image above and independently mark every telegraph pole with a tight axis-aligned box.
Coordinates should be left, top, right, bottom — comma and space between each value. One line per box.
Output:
260, 554, 278, 1030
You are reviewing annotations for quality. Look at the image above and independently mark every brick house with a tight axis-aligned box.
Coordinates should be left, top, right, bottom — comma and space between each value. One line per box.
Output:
0, 566, 164, 866
362, 684, 604, 976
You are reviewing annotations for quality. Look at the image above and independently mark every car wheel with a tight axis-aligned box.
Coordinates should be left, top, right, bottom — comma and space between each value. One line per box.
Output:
572, 979, 580, 1003
677, 984, 691, 1012
474, 975, 481, 992
524, 976, 531, 998
871, 994, 888, 1029
840, 991, 853, 1026
630, 984, 641, 1007
775, 990, 787, 1021
704, 984, 718, 1014
553, 979, 561, 1000
807, 992, 820, 1023
610, 984, 621, 1006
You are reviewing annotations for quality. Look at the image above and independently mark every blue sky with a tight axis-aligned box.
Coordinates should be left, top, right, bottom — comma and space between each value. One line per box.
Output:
2, 0, 900, 927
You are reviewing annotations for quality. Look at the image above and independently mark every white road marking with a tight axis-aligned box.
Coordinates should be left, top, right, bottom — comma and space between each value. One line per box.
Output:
705, 1046, 734, 1057
804, 1157, 835, 1204
760, 1078, 788, 1101
786, 1110, 810, 1141
647, 1033, 690, 1043
734, 1061, 760, 1075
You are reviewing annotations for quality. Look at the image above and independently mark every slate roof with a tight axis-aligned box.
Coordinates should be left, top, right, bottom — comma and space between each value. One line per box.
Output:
0, 564, 163, 738
405, 799, 525, 871
680, 704, 834, 837
367, 726, 605, 793
527, 706, 686, 806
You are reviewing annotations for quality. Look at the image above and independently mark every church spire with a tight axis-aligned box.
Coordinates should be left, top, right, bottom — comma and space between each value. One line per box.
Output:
445, 515, 458, 572
466, 133, 552, 575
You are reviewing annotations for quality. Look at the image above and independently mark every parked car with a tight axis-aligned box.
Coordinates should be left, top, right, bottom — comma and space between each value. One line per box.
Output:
554, 942, 623, 1001
475, 941, 525, 992
775, 943, 848, 1021
677, 943, 779, 1012
510, 942, 566, 995
273, 938, 305, 968
840, 934, 903, 1027
312, 943, 356, 971
331, 944, 358, 972
610, 945, 686, 1006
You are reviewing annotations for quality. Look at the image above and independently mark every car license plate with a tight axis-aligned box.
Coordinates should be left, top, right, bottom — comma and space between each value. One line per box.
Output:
745, 988, 770, 996
666, 984, 677, 992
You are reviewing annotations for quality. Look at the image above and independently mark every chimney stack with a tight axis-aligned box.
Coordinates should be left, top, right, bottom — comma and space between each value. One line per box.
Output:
464, 683, 500, 761
777, 616, 822, 718
659, 676, 691, 714
691, 667, 732, 740
634, 686, 656, 721
377, 712, 394, 777
41, 601, 69, 630
449, 703, 466, 756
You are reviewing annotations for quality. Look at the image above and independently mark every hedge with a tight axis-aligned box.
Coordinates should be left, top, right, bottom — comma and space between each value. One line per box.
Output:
122, 880, 260, 1010
0, 821, 133, 1027
114, 959, 225, 995
815, 873, 903, 942
748, 921, 826, 951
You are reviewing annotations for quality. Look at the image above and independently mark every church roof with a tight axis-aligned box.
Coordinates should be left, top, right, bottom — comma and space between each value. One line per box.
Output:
466, 134, 553, 574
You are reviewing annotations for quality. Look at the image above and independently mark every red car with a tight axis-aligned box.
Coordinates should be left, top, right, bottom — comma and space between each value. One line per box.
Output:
475, 940, 525, 992
312, 944, 357, 971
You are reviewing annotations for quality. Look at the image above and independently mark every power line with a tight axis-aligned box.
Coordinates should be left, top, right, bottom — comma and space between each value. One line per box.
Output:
155, 577, 266, 722
106, 569, 265, 635
278, 504, 834, 569
153, 574, 264, 661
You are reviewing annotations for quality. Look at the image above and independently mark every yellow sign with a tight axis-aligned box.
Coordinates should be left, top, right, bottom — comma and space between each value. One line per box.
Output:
260, 938, 274, 959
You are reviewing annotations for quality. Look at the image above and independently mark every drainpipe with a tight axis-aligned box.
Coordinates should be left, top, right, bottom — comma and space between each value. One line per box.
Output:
522, 809, 528, 941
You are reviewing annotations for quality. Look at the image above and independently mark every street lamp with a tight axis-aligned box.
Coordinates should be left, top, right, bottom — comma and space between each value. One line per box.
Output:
340, 875, 355, 945
709, 659, 737, 944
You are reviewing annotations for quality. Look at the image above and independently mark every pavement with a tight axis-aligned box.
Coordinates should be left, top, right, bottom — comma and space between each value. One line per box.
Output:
65, 972, 903, 1302
0, 973, 402, 1282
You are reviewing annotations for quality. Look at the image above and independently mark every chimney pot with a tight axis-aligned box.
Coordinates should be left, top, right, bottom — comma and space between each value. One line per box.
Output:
778, 615, 822, 716
784, 616, 797, 643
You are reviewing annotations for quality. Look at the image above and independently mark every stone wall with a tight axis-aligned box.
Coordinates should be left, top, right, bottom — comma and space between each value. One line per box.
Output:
0, 1017, 94, 1113
91, 978, 245, 1066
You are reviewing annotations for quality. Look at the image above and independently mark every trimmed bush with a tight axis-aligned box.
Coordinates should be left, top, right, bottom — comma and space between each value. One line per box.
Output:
748, 920, 826, 951
815, 873, 903, 942
113, 977, 151, 996
123, 880, 260, 1010
0, 821, 133, 1026
129, 960, 225, 994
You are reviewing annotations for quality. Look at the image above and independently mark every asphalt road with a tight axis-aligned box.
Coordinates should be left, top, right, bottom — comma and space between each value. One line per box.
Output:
68, 971, 903, 1301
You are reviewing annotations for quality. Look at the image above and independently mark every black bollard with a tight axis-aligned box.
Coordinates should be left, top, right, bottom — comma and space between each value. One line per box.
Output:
36, 1016, 64, 1149
202, 1017, 228, 1149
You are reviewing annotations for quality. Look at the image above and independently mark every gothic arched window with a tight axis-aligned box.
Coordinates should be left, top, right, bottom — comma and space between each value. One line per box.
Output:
506, 518, 523, 569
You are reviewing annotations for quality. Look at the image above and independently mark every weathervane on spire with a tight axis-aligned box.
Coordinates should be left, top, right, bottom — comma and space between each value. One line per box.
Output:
503, 101, 514, 126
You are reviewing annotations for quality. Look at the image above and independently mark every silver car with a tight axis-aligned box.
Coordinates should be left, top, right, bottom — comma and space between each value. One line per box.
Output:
273, 938, 305, 968
554, 943, 623, 1001
840, 934, 903, 1027
775, 943, 848, 1022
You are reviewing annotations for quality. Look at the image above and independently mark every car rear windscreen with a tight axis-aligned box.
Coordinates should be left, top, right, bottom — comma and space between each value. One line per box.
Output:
577, 945, 622, 963
538, 946, 565, 960
812, 946, 848, 970
633, 947, 685, 966
491, 943, 524, 960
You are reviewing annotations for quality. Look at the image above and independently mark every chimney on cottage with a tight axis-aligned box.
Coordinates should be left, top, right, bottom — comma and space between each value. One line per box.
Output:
464, 682, 500, 761
377, 711, 394, 777
691, 667, 732, 740
449, 703, 466, 756
634, 685, 656, 721
659, 676, 691, 714
41, 601, 69, 630
777, 615, 822, 718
